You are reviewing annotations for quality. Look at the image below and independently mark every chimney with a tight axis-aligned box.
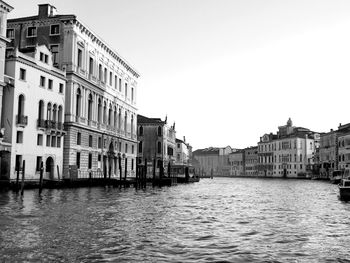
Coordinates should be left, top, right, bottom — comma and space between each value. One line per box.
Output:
38, 4, 57, 18
183, 136, 186, 143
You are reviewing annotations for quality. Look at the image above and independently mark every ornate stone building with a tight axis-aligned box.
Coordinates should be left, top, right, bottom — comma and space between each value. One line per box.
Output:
0, 0, 13, 180
258, 118, 318, 178
137, 115, 176, 176
7, 4, 139, 178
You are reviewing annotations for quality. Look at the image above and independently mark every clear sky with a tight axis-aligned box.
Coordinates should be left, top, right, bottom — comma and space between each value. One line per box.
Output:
7, 0, 350, 150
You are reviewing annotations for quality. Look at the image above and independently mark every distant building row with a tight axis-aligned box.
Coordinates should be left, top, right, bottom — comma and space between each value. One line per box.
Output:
193, 118, 321, 178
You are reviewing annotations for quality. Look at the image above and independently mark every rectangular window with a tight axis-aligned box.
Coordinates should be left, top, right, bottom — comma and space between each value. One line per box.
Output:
50, 45, 59, 65
300, 164, 303, 169
59, 83, 64, 93
40, 53, 48, 63
50, 24, 60, 35
19, 68, 26, 81
16, 131, 23, 143
89, 135, 93, 147
36, 156, 42, 171
114, 75, 117, 89
46, 135, 50, 146
77, 132, 81, 145
89, 57, 94, 75
109, 72, 112, 86
37, 134, 43, 146
125, 83, 128, 98
131, 159, 134, 171
119, 142, 122, 152
27, 26, 37, 37
103, 68, 107, 83
6, 28, 14, 39
132, 145, 134, 154
98, 137, 102, 148
77, 49, 82, 68
125, 143, 128, 154
131, 88, 134, 101
104, 138, 107, 148
51, 136, 56, 147
119, 78, 121, 91
57, 136, 61, 148
48, 79, 53, 90
76, 152, 80, 169
88, 153, 92, 169
40, 76, 46, 87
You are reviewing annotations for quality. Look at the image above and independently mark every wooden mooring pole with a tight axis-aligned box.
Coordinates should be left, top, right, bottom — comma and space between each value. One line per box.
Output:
57, 165, 60, 181
153, 159, 156, 184
20, 160, 25, 196
15, 162, 20, 193
124, 158, 127, 182
39, 162, 44, 195
119, 155, 122, 187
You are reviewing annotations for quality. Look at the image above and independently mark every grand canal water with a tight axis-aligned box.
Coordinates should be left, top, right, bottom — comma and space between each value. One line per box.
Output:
0, 178, 350, 262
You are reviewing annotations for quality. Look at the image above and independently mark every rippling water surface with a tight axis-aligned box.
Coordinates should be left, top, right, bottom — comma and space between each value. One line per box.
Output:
1, 178, 350, 262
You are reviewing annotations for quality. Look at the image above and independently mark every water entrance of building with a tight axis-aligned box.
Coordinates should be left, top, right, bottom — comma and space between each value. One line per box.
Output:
46, 157, 54, 180
283, 168, 287, 177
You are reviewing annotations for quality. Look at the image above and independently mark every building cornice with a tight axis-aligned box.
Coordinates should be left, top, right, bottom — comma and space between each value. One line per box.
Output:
63, 18, 140, 79
7, 14, 140, 79
6, 55, 66, 80
0, 1, 13, 12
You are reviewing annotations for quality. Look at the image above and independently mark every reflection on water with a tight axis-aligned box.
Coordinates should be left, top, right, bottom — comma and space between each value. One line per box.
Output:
1, 178, 350, 262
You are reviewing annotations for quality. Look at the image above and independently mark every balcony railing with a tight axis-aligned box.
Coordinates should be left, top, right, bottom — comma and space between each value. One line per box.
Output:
16, 115, 28, 126
37, 119, 46, 128
38, 119, 64, 131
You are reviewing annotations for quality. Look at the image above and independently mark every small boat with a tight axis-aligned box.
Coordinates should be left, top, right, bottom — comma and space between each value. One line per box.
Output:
330, 170, 343, 184
171, 165, 199, 183
339, 178, 350, 201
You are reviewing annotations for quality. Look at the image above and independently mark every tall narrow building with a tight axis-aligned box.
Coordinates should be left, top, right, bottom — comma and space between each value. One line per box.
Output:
7, 4, 140, 178
0, 0, 13, 180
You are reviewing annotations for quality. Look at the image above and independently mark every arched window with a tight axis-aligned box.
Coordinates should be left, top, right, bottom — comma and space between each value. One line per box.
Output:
97, 98, 102, 123
88, 94, 93, 121
38, 100, 44, 120
17, 94, 25, 116
76, 88, 81, 117
124, 111, 127, 134
53, 104, 57, 122
138, 141, 143, 153
47, 103, 52, 121
99, 64, 102, 81
114, 106, 117, 129
118, 110, 121, 130
58, 105, 63, 123
157, 141, 161, 154
157, 126, 162, 136
139, 126, 143, 136
108, 104, 112, 126
103, 101, 107, 124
